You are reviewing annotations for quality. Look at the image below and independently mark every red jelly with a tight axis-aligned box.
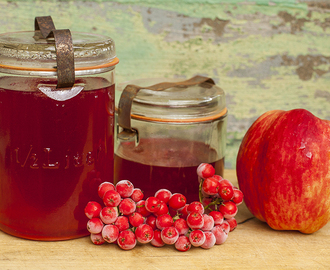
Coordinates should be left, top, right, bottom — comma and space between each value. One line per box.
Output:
114, 138, 224, 203
0, 77, 114, 240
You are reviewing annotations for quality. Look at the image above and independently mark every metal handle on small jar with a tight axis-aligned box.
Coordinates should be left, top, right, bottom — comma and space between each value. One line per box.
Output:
117, 75, 216, 141
35, 16, 75, 89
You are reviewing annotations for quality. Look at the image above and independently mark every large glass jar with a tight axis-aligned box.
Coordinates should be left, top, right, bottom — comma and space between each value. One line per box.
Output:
114, 77, 227, 203
0, 30, 118, 240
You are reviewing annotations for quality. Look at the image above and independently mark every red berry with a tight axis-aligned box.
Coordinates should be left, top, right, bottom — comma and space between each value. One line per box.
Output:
87, 218, 104, 234
186, 212, 204, 230
201, 231, 216, 249
174, 218, 189, 236
232, 189, 244, 205
145, 197, 161, 213
98, 182, 115, 199
201, 214, 214, 231
131, 188, 144, 202
135, 200, 151, 217
197, 163, 215, 178
90, 233, 105, 245
212, 175, 224, 182
178, 204, 189, 219
226, 217, 238, 232
221, 220, 230, 234
114, 216, 130, 231
117, 230, 137, 250
202, 177, 220, 196
200, 188, 211, 198
189, 229, 206, 247
212, 225, 228, 245
116, 180, 134, 198
100, 207, 119, 224
118, 198, 136, 216
219, 201, 238, 219
103, 190, 121, 207
102, 224, 119, 243
175, 235, 191, 252
187, 201, 204, 215
129, 212, 145, 228
209, 211, 224, 225
168, 193, 186, 210
161, 226, 179, 245
145, 214, 157, 230
135, 224, 154, 244
155, 189, 172, 204
150, 229, 165, 247
218, 185, 234, 201
218, 178, 234, 188
156, 214, 174, 230
155, 201, 169, 217
84, 201, 102, 219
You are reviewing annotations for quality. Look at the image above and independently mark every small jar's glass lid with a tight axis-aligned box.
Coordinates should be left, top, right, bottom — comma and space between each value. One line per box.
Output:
116, 77, 227, 122
0, 31, 117, 74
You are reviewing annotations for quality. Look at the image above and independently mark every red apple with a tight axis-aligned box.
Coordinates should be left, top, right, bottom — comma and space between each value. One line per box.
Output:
236, 109, 330, 233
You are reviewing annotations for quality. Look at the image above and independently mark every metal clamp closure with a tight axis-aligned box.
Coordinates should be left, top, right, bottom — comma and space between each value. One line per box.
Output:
35, 16, 75, 89
117, 75, 215, 141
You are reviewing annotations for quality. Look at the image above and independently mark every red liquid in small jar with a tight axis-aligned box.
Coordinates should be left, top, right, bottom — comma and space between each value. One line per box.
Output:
0, 76, 114, 240
114, 138, 224, 203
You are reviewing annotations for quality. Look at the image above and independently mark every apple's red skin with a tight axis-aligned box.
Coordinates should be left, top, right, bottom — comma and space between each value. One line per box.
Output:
236, 109, 330, 233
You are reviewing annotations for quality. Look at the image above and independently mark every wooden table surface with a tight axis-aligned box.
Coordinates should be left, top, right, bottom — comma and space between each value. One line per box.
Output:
0, 169, 329, 270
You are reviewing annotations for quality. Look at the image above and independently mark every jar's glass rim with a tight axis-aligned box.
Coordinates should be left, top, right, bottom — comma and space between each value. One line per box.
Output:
0, 30, 114, 44
0, 30, 117, 72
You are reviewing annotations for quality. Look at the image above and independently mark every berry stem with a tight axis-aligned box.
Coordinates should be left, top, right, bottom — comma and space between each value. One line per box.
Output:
204, 197, 223, 211
198, 181, 203, 203
172, 213, 180, 221
199, 179, 223, 211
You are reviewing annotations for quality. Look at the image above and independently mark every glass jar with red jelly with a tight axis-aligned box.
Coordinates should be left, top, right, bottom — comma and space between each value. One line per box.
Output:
114, 76, 227, 203
0, 18, 118, 240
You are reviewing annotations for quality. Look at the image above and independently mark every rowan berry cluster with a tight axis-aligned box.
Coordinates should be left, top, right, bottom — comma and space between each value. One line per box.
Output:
197, 163, 244, 216
84, 163, 243, 251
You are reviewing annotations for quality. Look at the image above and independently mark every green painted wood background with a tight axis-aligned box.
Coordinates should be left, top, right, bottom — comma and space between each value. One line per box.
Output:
0, 0, 329, 169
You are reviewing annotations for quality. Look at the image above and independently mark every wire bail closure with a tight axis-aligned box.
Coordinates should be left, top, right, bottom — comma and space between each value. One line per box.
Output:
34, 16, 75, 89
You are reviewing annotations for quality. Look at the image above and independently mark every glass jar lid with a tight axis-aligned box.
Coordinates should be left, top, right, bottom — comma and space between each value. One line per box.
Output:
116, 77, 227, 123
0, 31, 118, 75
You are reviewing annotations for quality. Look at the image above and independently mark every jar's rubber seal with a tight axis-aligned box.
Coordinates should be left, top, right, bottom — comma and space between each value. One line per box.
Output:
129, 107, 227, 123
0, 57, 119, 72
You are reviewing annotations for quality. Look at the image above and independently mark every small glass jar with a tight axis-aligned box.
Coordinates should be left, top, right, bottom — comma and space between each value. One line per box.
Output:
114, 77, 227, 203
0, 30, 118, 240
